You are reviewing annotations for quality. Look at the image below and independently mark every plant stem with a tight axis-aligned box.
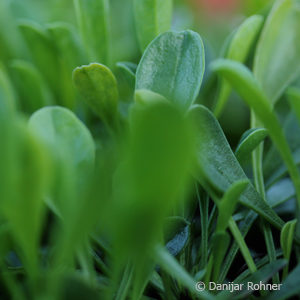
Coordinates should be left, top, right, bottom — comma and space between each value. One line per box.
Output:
228, 218, 257, 273
197, 186, 209, 269
251, 113, 280, 284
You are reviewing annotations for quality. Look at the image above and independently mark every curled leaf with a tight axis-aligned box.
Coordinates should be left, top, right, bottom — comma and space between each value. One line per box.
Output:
235, 128, 268, 164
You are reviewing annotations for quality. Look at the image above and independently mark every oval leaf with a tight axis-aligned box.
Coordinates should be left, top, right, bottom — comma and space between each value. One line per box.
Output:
73, 63, 119, 130
28, 106, 95, 180
136, 30, 205, 111
189, 104, 284, 229
253, 0, 300, 104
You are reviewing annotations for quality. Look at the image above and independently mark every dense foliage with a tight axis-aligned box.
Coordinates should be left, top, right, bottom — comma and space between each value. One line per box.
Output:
1, 0, 300, 299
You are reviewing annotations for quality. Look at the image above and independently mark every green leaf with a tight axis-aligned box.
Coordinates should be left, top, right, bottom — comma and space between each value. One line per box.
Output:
189, 104, 284, 229
47, 22, 84, 70
280, 219, 297, 279
134, 0, 173, 52
74, 0, 110, 64
253, 0, 300, 103
235, 128, 268, 164
218, 260, 286, 300
153, 245, 214, 300
211, 232, 230, 282
211, 59, 300, 208
0, 0, 27, 60
217, 180, 248, 233
116, 62, 136, 89
47, 22, 85, 109
59, 274, 100, 300
219, 211, 258, 282
265, 264, 300, 300
136, 30, 205, 111
73, 63, 119, 131
287, 87, 300, 126
112, 99, 196, 259
214, 15, 263, 117
28, 106, 95, 187
164, 217, 190, 257
135, 89, 168, 105
264, 112, 300, 183
0, 117, 50, 278
10, 60, 53, 113
227, 15, 263, 61
0, 64, 16, 113
18, 21, 59, 97
267, 178, 295, 207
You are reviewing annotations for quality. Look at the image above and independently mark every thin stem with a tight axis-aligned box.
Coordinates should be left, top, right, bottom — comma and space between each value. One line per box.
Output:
228, 218, 257, 273
251, 112, 280, 284
196, 185, 209, 269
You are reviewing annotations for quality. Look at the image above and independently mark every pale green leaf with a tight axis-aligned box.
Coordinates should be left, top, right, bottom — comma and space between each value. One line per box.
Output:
136, 30, 205, 111
134, 0, 173, 51
253, 0, 300, 103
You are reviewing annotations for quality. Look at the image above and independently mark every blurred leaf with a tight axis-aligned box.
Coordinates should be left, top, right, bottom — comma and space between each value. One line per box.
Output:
216, 180, 248, 233
211, 59, 300, 209
47, 22, 85, 109
0, 117, 50, 278
134, 0, 173, 52
74, 0, 110, 64
214, 15, 263, 117
10, 60, 53, 113
28, 106, 95, 188
112, 99, 195, 259
116, 61, 136, 90
73, 63, 119, 131
154, 245, 214, 299
265, 264, 300, 300
134, 89, 168, 105
189, 104, 284, 229
235, 128, 268, 164
280, 219, 297, 279
0, 0, 27, 60
253, 0, 300, 103
136, 30, 205, 111
18, 21, 59, 98
47, 22, 84, 70
0, 64, 16, 113
59, 274, 100, 300
287, 87, 300, 126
